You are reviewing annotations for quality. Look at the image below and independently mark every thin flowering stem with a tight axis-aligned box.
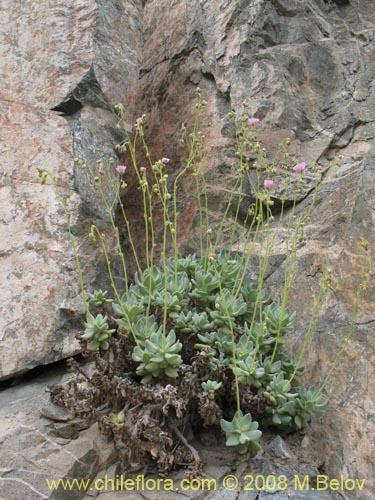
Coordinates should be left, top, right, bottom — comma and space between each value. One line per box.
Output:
227, 128, 247, 252
159, 164, 171, 338
140, 172, 151, 270
195, 165, 205, 259
82, 159, 130, 294
269, 193, 302, 363
233, 164, 299, 355
288, 276, 329, 385
128, 129, 152, 270
123, 124, 156, 319
116, 106, 156, 271
242, 204, 274, 354
133, 131, 156, 270
172, 100, 204, 276
212, 176, 243, 252
231, 167, 271, 304
38, 168, 90, 315
212, 112, 249, 254
192, 131, 208, 260
203, 186, 211, 263
143, 159, 173, 340
110, 175, 143, 279
267, 137, 291, 174
220, 183, 273, 353
91, 225, 140, 348
182, 112, 211, 264
98, 176, 130, 294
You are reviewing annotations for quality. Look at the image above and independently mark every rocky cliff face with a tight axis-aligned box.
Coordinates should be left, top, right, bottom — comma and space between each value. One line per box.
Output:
1, 0, 374, 496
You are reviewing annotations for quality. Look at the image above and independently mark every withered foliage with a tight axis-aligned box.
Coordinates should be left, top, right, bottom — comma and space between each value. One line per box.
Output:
48, 330, 267, 474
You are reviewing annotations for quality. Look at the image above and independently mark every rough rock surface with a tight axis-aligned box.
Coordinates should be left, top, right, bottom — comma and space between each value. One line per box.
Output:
0, 0, 143, 379
1, 0, 374, 498
0, 367, 117, 500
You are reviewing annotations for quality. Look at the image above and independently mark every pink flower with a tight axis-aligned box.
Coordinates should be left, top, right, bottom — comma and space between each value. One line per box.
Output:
293, 163, 306, 172
248, 117, 260, 126
162, 157, 170, 164
135, 117, 143, 125
116, 165, 127, 174
264, 179, 274, 190
140, 166, 146, 173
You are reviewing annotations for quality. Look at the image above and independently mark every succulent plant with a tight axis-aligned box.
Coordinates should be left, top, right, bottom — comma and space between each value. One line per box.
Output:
151, 290, 184, 319
81, 313, 115, 350
109, 411, 126, 429
241, 283, 268, 306
234, 334, 257, 360
113, 292, 144, 330
220, 410, 262, 454
202, 380, 222, 399
88, 289, 113, 306
293, 386, 328, 429
213, 251, 242, 288
257, 356, 282, 380
132, 329, 183, 383
262, 400, 295, 428
210, 289, 247, 330
273, 352, 305, 381
132, 314, 162, 347
77, 254, 323, 451
191, 311, 214, 333
261, 373, 297, 406
166, 271, 191, 297
133, 265, 164, 301
174, 310, 214, 334
233, 355, 265, 387
189, 268, 220, 302
245, 321, 280, 354
264, 303, 296, 335
174, 310, 194, 333
167, 254, 198, 276
47, 93, 336, 473
195, 330, 233, 359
